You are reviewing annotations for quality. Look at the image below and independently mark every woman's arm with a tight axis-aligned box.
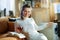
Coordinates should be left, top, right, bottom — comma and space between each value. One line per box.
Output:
15, 22, 28, 34
15, 22, 29, 40
32, 18, 52, 31
34, 21, 53, 31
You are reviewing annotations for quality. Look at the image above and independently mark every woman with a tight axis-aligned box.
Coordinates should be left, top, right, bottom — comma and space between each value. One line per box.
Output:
15, 4, 48, 40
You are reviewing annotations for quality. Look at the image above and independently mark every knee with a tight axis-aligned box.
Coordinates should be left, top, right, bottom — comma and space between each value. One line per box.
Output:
40, 36, 48, 40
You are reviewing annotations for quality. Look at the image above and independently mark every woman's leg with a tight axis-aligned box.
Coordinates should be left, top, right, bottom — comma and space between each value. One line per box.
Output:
32, 33, 48, 40
39, 33, 48, 40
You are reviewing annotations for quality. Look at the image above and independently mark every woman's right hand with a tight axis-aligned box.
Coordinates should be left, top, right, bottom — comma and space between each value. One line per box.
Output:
15, 27, 23, 33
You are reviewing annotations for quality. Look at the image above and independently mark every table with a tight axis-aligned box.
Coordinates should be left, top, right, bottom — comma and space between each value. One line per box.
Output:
8, 21, 15, 31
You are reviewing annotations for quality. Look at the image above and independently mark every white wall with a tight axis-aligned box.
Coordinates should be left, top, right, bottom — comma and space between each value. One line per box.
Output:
0, 0, 7, 10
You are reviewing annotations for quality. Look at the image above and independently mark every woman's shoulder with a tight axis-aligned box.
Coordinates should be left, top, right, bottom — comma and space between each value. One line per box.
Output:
16, 17, 21, 20
15, 17, 22, 22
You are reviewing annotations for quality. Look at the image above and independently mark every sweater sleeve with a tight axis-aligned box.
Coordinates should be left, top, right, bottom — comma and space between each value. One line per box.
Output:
31, 18, 48, 31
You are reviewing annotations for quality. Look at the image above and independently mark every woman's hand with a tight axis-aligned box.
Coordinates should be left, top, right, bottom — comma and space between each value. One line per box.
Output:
15, 27, 23, 33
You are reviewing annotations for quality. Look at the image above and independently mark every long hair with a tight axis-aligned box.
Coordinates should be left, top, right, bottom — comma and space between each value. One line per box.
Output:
21, 4, 32, 20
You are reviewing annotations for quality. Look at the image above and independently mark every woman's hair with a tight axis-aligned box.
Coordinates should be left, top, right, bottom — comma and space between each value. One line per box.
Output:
21, 4, 32, 20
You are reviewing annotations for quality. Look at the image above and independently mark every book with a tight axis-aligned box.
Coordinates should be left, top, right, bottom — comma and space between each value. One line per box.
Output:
8, 32, 26, 38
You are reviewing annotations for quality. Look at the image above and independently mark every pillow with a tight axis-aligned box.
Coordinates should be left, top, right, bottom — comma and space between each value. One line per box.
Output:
0, 20, 8, 33
0, 37, 17, 40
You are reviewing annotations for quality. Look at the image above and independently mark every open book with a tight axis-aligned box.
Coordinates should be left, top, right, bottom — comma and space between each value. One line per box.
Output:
8, 32, 26, 38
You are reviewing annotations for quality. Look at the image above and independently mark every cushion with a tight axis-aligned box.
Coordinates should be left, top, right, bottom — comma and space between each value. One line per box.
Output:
0, 18, 8, 33
0, 33, 21, 40
0, 37, 17, 40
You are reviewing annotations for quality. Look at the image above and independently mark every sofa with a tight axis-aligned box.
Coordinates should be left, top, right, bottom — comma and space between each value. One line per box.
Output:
38, 23, 57, 40
0, 17, 58, 40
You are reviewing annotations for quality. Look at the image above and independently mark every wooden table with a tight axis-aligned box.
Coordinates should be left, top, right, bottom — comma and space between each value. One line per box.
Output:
8, 21, 15, 31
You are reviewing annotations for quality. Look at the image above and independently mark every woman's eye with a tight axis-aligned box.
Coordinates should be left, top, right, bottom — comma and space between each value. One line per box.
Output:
28, 11, 30, 13
24, 11, 27, 13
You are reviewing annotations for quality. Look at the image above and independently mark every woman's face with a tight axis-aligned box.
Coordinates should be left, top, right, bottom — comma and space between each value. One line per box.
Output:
23, 8, 32, 17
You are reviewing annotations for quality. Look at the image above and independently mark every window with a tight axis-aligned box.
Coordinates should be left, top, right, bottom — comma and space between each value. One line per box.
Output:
0, 0, 15, 17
